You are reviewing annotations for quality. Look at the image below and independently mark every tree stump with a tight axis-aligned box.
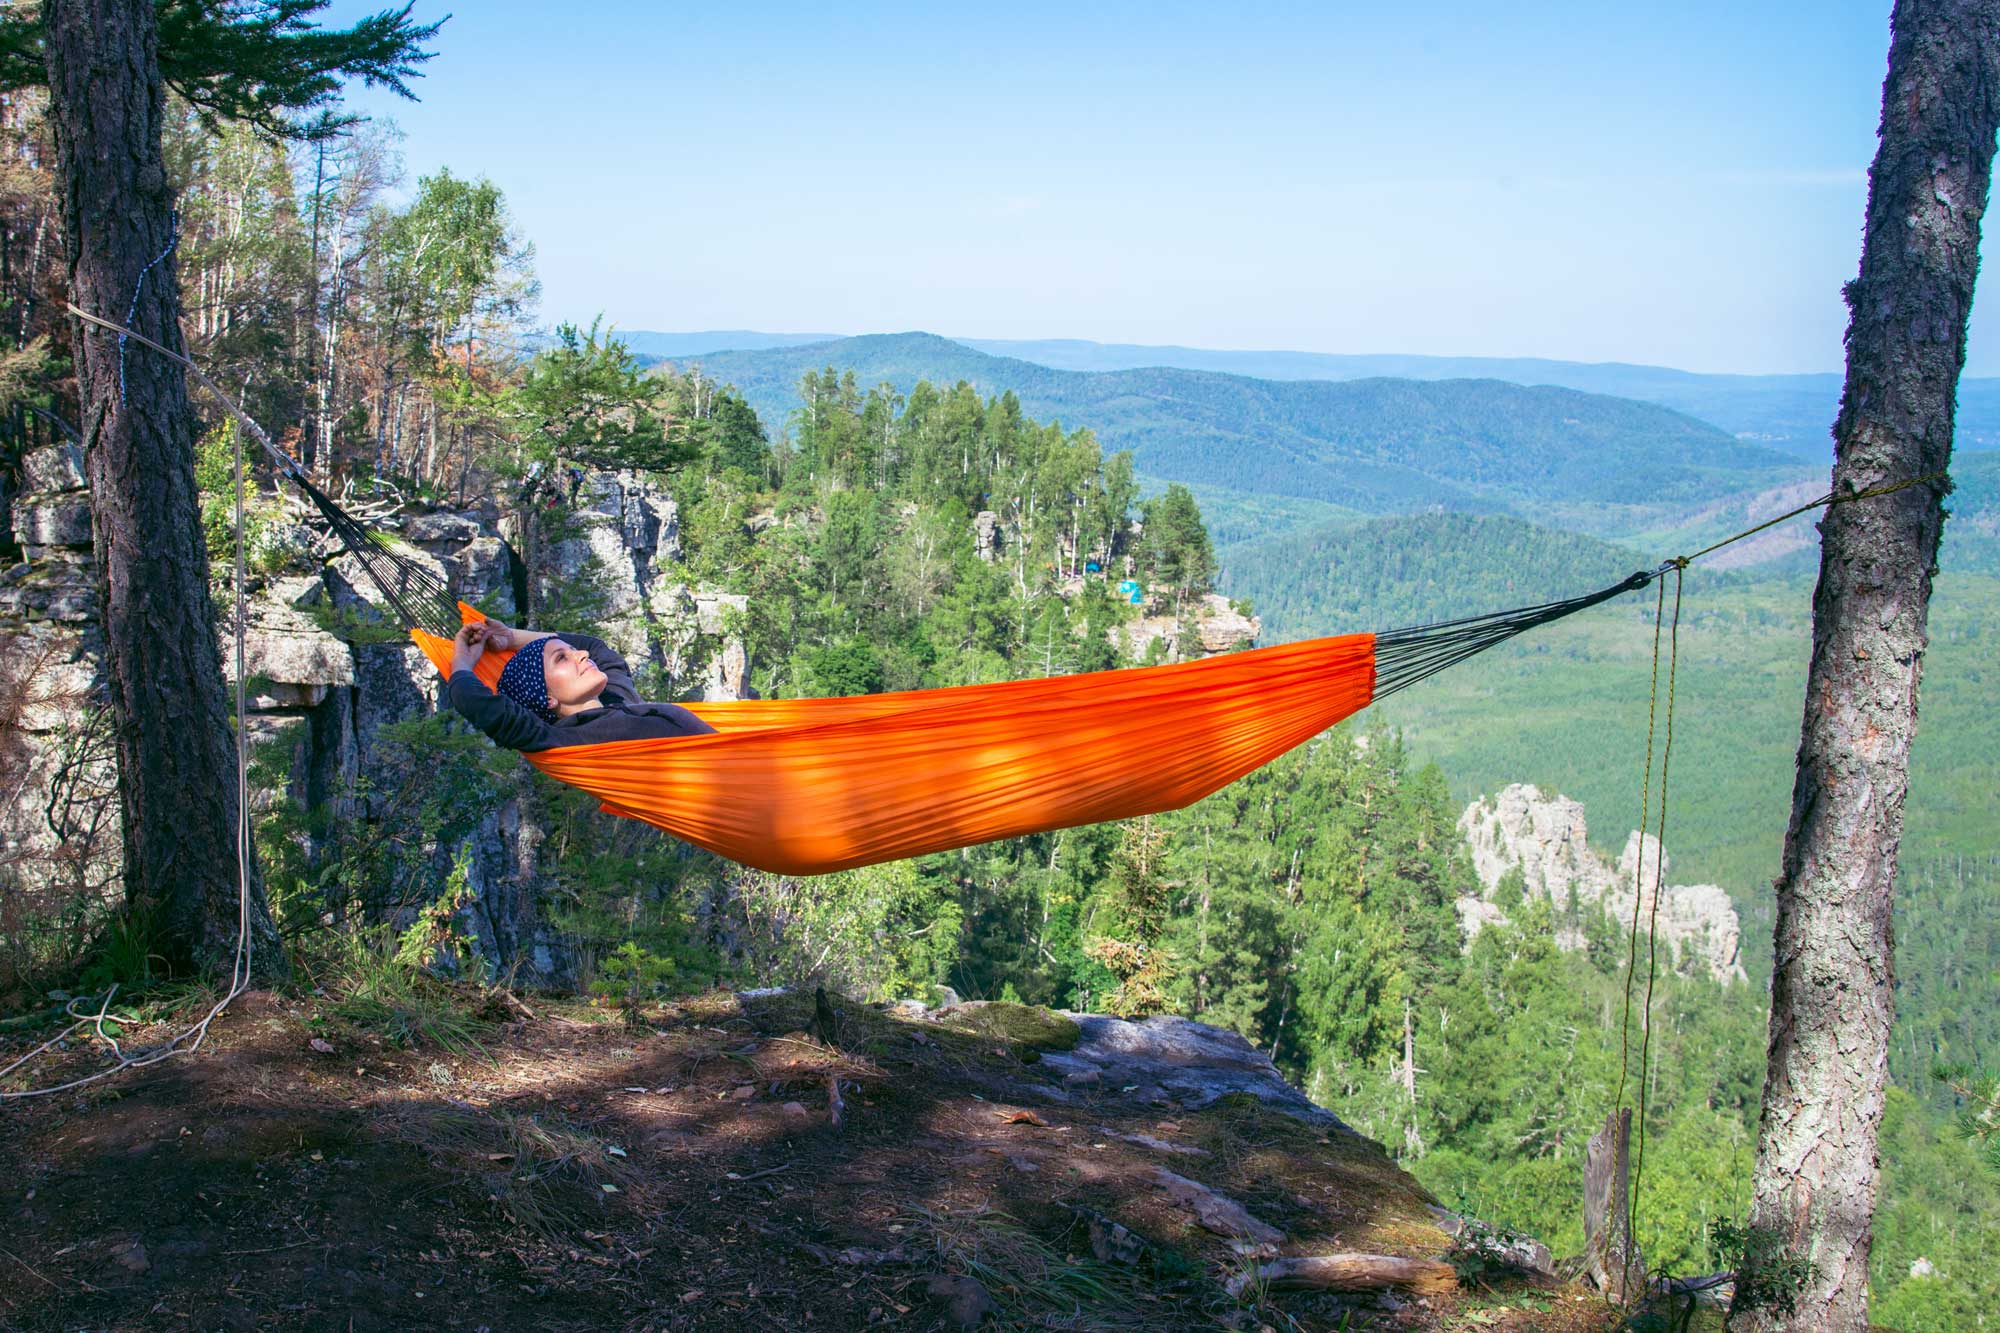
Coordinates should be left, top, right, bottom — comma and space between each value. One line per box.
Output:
1584, 1107, 1644, 1302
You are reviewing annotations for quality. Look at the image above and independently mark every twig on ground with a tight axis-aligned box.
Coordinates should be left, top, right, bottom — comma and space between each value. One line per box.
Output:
0, 1247, 57, 1288
221, 1239, 321, 1257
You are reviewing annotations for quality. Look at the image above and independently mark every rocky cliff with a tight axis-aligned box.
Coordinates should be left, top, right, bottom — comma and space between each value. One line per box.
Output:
1456, 783, 1746, 982
0, 450, 759, 987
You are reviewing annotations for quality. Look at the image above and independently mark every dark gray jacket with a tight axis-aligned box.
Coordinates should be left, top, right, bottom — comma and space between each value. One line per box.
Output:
447, 632, 717, 752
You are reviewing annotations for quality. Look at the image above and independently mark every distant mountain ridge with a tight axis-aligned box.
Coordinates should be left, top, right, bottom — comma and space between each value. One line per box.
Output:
619, 328, 2000, 457
668, 331, 1808, 534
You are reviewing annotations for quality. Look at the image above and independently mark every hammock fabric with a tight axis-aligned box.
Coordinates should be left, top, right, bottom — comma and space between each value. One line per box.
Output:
410, 573, 1648, 877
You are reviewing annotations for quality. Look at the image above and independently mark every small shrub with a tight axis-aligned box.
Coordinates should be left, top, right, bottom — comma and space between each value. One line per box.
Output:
590, 941, 678, 1021
325, 927, 487, 1056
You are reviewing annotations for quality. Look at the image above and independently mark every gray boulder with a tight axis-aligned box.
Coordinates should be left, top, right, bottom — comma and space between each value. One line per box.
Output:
1037, 1013, 1351, 1133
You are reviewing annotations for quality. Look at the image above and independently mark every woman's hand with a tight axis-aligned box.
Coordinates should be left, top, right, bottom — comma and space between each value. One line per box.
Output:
451, 623, 492, 673
478, 619, 518, 652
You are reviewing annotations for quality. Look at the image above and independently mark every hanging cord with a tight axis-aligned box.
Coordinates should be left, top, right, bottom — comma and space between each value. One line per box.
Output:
1614, 575, 1669, 1120
1669, 471, 1946, 569
1604, 562, 1682, 1279
1371, 469, 1946, 699
2, 382, 254, 1099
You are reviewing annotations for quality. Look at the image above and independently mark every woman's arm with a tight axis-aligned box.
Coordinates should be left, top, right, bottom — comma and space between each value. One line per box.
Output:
474, 620, 558, 653
446, 626, 554, 750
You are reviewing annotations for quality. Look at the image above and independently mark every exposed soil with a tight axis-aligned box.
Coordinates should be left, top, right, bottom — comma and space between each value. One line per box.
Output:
0, 989, 1617, 1331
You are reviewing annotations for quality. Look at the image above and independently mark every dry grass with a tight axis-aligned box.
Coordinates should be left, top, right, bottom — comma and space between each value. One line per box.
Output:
378, 1104, 641, 1238
899, 1203, 1179, 1331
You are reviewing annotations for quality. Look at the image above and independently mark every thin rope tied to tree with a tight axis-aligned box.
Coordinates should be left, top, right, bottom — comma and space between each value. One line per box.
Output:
1, 376, 254, 1100
117, 208, 179, 407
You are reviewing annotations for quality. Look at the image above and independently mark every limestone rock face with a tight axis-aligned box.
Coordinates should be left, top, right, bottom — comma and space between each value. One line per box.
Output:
401, 511, 484, 548
973, 510, 1001, 562
21, 444, 86, 495
0, 622, 121, 905
220, 576, 355, 692
0, 554, 97, 623
451, 536, 517, 615
1457, 784, 1746, 982
1117, 593, 1262, 661
16, 495, 92, 549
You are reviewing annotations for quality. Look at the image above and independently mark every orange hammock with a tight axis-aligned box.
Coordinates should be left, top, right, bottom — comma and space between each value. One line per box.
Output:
410, 577, 1645, 877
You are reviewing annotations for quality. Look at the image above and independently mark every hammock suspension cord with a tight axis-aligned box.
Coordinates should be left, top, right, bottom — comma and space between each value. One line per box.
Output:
67, 302, 464, 640
1606, 561, 1684, 1283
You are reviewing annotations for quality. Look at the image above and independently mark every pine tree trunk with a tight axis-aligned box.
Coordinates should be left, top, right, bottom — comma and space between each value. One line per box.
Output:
42, 0, 286, 979
1729, 3, 1999, 1328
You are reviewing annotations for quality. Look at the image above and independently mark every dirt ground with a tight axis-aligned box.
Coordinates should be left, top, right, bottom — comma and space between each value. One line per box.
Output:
0, 988, 1619, 1332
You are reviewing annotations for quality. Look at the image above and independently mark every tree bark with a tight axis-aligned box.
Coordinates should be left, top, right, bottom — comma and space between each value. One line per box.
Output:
42, 0, 285, 979
1729, 3, 1999, 1329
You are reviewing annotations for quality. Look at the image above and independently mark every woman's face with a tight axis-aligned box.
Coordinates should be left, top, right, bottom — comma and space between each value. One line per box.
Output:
542, 638, 607, 710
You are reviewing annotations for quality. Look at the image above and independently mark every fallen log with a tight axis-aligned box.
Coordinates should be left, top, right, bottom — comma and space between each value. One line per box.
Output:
1224, 1254, 1458, 1299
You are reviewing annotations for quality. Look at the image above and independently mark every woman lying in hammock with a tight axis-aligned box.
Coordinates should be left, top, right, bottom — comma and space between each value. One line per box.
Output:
447, 621, 718, 751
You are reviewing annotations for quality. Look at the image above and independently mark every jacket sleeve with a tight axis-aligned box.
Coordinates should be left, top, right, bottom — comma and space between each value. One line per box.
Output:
555, 632, 640, 706
448, 669, 554, 751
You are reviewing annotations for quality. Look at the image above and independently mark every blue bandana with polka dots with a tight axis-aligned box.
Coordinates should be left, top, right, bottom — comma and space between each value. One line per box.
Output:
497, 638, 557, 723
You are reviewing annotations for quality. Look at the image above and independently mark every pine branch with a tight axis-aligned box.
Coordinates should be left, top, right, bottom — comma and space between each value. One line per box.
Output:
0, 1, 446, 143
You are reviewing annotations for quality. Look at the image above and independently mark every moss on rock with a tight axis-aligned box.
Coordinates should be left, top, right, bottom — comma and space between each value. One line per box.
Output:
940, 1001, 1081, 1052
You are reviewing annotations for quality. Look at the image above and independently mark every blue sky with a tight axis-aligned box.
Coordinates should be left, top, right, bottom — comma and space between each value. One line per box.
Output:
324, 1, 1995, 376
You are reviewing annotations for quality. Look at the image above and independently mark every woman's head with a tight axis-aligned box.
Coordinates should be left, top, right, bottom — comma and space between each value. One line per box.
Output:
496, 637, 607, 721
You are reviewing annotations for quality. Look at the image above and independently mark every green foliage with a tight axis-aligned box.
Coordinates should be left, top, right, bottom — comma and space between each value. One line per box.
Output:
392, 847, 479, 976
0, 0, 445, 143
513, 318, 701, 473
1869, 1088, 2000, 1330
1932, 1061, 2000, 1173
535, 778, 716, 999
732, 860, 961, 1002
194, 421, 298, 577
1224, 510, 1646, 638
253, 709, 515, 941
1709, 1219, 1815, 1319
78, 903, 170, 994
1895, 856, 2000, 1117
1136, 483, 1215, 600
591, 941, 681, 1017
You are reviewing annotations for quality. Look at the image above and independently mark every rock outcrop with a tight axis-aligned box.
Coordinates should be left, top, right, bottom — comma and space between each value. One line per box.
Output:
1036, 1012, 1350, 1131
0, 469, 756, 986
1115, 592, 1261, 661
1457, 784, 1746, 982
0, 444, 96, 625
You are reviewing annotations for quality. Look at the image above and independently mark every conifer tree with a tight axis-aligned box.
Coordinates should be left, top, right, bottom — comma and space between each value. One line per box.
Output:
1733, 3, 2000, 1327
16, 0, 442, 976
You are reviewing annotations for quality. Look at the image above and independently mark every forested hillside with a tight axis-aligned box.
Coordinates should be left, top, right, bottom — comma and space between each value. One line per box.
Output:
1219, 511, 1645, 632
678, 334, 1811, 528
629, 328, 2000, 459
